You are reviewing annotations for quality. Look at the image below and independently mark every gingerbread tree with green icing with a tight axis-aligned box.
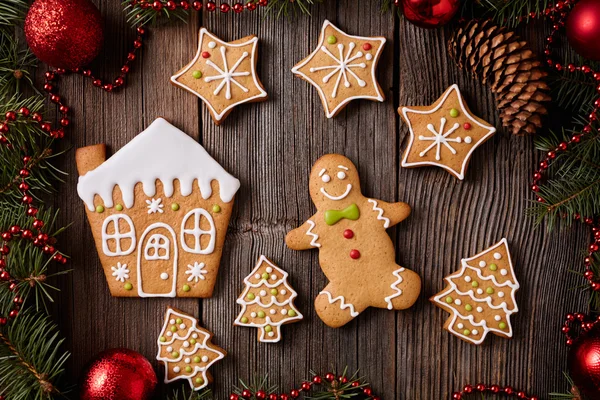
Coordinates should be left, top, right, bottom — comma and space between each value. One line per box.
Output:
430, 238, 520, 345
234, 256, 303, 343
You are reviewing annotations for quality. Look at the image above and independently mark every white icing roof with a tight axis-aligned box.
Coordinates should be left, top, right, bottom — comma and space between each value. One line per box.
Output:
77, 118, 240, 211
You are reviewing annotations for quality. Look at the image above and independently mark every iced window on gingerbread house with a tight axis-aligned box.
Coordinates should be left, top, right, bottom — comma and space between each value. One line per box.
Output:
181, 208, 215, 255
101, 214, 136, 257
144, 234, 170, 261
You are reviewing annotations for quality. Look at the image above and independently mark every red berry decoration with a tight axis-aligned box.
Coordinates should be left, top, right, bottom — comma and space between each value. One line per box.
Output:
343, 229, 354, 239
24, 0, 104, 70
202, 51, 211, 58
349, 249, 360, 259
566, 0, 600, 61
241, 389, 252, 399
401, 0, 460, 29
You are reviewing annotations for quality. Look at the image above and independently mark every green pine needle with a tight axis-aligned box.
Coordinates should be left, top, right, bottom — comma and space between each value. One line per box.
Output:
549, 372, 584, 399
0, 0, 28, 27
167, 385, 213, 400
121, 0, 189, 28
466, 0, 551, 28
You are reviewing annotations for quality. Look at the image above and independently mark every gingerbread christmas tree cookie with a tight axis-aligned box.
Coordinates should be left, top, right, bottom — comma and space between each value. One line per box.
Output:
292, 20, 386, 118
234, 255, 303, 343
171, 28, 267, 125
157, 307, 226, 390
430, 238, 520, 345
399, 84, 496, 179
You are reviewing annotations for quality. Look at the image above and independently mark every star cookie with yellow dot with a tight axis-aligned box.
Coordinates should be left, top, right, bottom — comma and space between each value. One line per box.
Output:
399, 84, 496, 180
170, 28, 267, 125
292, 20, 386, 118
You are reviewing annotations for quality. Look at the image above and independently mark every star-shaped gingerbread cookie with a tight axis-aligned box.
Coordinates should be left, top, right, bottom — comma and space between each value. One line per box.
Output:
399, 84, 496, 180
291, 20, 386, 118
171, 28, 268, 125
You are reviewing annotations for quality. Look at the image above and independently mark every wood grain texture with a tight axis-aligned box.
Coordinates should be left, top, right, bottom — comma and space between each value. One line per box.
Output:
49, 1, 589, 398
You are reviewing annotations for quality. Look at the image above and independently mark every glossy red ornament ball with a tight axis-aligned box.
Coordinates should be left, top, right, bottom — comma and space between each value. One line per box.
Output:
80, 348, 157, 400
568, 324, 600, 398
566, 0, 600, 61
25, 0, 104, 70
400, 0, 460, 29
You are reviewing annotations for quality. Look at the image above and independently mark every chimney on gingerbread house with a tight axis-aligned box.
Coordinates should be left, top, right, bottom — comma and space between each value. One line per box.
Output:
76, 117, 240, 298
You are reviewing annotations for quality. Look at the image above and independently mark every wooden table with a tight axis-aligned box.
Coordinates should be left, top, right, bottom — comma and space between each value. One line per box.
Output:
52, 1, 589, 398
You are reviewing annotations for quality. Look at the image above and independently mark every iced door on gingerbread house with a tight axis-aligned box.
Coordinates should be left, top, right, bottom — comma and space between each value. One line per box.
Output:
76, 118, 240, 298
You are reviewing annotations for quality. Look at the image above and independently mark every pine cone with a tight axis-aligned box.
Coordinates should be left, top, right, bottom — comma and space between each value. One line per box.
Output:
447, 19, 551, 136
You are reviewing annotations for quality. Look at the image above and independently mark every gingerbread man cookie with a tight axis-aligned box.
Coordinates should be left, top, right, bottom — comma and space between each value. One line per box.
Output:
399, 84, 496, 179
286, 154, 421, 328
431, 238, 520, 345
292, 20, 386, 118
171, 28, 267, 125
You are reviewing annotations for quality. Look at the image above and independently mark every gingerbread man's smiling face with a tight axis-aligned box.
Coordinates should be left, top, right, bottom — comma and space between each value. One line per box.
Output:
309, 154, 362, 209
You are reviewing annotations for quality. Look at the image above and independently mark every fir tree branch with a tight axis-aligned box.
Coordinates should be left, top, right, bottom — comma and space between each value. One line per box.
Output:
465, 0, 551, 28
0, 310, 69, 399
0, 0, 29, 27
0, 28, 37, 100
121, 0, 189, 28
550, 371, 587, 399
167, 385, 213, 400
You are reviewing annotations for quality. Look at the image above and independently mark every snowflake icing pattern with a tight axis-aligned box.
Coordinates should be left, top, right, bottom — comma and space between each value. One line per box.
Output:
310, 42, 367, 98
186, 262, 208, 282
146, 198, 164, 214
204, 46, 251, 100
111, 262, 130, 282
418, 117, 470, 161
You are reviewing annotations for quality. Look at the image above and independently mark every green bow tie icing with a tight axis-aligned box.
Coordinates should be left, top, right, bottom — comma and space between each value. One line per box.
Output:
324, 203, 360, 226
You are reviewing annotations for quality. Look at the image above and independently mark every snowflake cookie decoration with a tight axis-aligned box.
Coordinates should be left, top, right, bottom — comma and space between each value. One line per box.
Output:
234, 256, 303, 343
171, 28, 267, 125
157, 307, 226, 390
292, 20, 386, 118
111, 262, 129, 282
399, 84, 496, 180
430, 238, 520, 345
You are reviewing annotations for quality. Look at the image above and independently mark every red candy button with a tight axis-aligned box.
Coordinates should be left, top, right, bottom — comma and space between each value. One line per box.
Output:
350, 249, 360, 259
343, 229, 354, 239
362, 43, 372, 51
202, 51, 211, 58
463, 122, 471, 130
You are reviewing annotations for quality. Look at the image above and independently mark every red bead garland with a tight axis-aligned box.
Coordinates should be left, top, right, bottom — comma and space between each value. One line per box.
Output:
130, 0, 269, 14
561, 312, 600, 346
229, 372, 381, 400
452, 384, 538, 400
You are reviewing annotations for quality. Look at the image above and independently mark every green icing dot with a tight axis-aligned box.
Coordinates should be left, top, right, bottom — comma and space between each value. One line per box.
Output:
212, 204, 221, 213
193, 356, 201, 363
270, 289, 278, 295
465, 304, 473, 312
471, 281, 479, 288
124, 282, 133, 290
241, 317, 249, 323
450, 108, 459, 117
489, 263, 498, 271
196, 377, 204, 384
262, 272, 269, 280
172, 351, 179, 358
190, 339, 196, 345
185, 366, 193, 373
176, 318, 183, 324
463, 329, 471, 336
257, 311, 266, 318
192, 70, 202, 79
486, 287, 495, 294
95, 205, 104, 213
159, 336, 166, 342
327, 35, 337, 44
247, 293, 255, 300
499, 322, 507, 329
183, 284, 191, 292
445, 296, 453, 304
265, 325, 272, 332
171, 203, 180, 211
115, 204, 123, 211
171, 326, 177, 332
288, 309, 297, 317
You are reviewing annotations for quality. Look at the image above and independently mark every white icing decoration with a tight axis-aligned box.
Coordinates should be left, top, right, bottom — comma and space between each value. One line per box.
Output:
208, 41, 216, 49
476, 307, 483, 312
472, 329, 478, 335
204, 47, 250, 100
320, 290, 359, 317
185, 357, 191, 363
464, 276, 472, 282
495, 315, 501, 321
144, 233, 170, 261
201, 356, 209, 362
494, 252, 502, 260
368, 199, 390, 229
306, 219, 321, 248
137, 223, 178, 298
498, 291, 505, 298
291, 20, 385, 118
192, 333, 198, 339
400, 84, 497, 180
337, 171, 346, 179
321, 174, 331, 183
457, 323, 464, 329
78, 118, 240, 210
454, 299, 462, 305
268, 331, 274, 337
170, 30, 267, 121
180, 323, 186, 329
111, 262, 130, 282
271, 274, 277, 280
500, 269, 508, 276
181, 208, 216, 254
309, 42, 366, 98
254, 273, 261, 279
233, 256, 303, 343
365, 53, 373, 60
320, 184, 352, 200
266, 267, 273, 273
186, 262, 208, 282
167, 331, 173, 337
464, 136, 472, 144
160, 272, 169, 280
479, 261, 486, 267
146, 198, 164, 214
338, 165, 349, 170
417, 117, 462, 161
101, 214, 136, 257
167, 346, 173, 352
170, 319, 175, 324
183, 341, 190, 348
384, 267, 406, 309
476, 288, 483, 295
173, 366, 180, 373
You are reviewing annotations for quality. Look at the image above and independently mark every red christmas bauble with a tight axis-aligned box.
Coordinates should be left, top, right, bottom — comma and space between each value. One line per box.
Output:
401, 0, 460, 29
24, 0, 104, 70
568, 324, 600, 398
80, 348, 157, 400
566, 0, 600, 61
